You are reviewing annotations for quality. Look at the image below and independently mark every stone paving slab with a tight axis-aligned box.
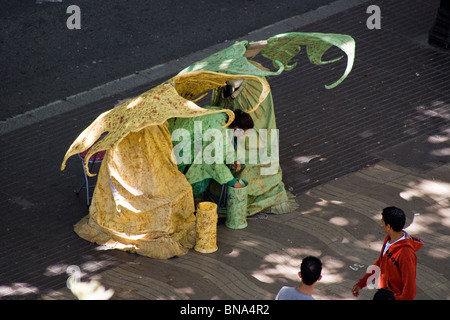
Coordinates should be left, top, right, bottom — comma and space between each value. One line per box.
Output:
38, 160, 450, 301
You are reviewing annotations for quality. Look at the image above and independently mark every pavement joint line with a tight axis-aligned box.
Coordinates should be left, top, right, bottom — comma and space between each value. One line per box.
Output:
0, 0, 371, 136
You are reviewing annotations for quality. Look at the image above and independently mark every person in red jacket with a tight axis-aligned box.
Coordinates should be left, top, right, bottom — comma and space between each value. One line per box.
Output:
352, 206, 424, 300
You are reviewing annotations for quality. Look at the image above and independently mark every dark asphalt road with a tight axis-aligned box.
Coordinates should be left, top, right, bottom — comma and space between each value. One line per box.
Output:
0, 0, 336, 121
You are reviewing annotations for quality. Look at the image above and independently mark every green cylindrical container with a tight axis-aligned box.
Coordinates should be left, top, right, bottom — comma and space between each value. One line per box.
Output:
225, 179, 248, 229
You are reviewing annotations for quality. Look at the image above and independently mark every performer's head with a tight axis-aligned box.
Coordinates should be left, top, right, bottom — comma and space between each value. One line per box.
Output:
230, 109, 254, 137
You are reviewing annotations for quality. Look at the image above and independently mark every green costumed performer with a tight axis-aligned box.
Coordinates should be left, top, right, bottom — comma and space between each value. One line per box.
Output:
168, 107, 254, 197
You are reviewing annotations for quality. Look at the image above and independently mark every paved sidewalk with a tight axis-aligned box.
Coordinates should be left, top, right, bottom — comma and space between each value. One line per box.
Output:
0, 0, 449, 300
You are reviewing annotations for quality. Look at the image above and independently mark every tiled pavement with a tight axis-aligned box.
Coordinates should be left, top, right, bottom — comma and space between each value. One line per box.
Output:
0, 0, 449, 300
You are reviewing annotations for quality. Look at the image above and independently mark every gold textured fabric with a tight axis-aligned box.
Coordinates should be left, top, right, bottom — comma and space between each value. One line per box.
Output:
61, 32, 355, 258
73, 124, 196, 259
61, 71, 269, 177
194, 202, 218, 253
61, 71, 269, 259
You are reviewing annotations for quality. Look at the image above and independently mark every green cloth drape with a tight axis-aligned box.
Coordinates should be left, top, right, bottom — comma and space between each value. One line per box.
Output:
168, 106, 237, 197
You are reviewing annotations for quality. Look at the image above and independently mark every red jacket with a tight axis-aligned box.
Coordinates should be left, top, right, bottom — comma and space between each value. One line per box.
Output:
357, 232, 424, 300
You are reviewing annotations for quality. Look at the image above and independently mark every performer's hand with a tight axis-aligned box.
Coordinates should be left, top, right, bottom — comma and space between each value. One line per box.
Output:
233, 181, 245, 188
232, 161, 242, 172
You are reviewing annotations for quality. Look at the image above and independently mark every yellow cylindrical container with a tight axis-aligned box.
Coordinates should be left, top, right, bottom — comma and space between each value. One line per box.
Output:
194, 202, 218, 253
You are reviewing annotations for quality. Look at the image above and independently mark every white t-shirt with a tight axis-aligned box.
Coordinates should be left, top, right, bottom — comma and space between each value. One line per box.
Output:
382, 232, 406, 256
275, 286, 314, 300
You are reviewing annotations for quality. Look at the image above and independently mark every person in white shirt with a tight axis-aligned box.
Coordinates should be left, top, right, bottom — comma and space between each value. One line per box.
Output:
276, 256, 322, 300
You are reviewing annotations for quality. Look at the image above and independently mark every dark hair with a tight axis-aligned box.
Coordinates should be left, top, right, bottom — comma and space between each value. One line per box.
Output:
373, 288, 395, 300
382, 206, 406, 232
300, 256, 322, 285
229, 109, 254, 130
